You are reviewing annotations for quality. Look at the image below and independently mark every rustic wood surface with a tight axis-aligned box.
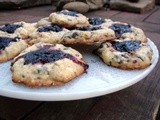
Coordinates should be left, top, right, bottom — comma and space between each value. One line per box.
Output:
0, 5, 160, 120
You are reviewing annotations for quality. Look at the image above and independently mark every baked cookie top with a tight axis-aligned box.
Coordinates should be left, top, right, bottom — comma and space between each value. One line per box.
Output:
28, 24, 69, 45
49, 10, 89, 28
11, 43, 88, 87
61, 25, 115, 44
0, 22, 36, 39
96, 39, 153, 70
0, 36, 28, 63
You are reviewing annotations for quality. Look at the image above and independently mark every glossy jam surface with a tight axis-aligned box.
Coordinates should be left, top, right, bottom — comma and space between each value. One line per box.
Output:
88, 17, 105, 25
0, 37, 17, 50
109, 24, 132, 38
58, 11, 78, 17
112, 41, 141, 52
37, 25, 63, 32
77, 26, 101, 31
18, 47, 88, 70
0, 24, 22, 33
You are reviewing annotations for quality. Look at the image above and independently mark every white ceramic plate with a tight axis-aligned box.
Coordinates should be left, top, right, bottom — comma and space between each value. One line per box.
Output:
0, 39, 159, 101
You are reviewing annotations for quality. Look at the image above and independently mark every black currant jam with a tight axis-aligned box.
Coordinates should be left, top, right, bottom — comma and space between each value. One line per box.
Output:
16, 47, 88, 70
88, 17, 105, 25
0, 37, 18, 51
111, 40, 141, 52
109, 24, 132, 38
0, 24, 22, 33
37, 24, 63, 32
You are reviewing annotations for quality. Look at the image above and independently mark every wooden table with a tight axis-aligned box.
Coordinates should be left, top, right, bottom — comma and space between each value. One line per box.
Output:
0, 5, 160, 120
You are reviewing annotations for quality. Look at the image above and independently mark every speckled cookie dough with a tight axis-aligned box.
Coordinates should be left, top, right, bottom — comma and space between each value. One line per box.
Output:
11, 43, 89, 87
96, 39, 153, 70
108, 22, 147, 43
0, 22, 36, 39
28, 24, 69, 45
0, 37, 28, 63
49, 10, 89, 28
61, 25, 116, 44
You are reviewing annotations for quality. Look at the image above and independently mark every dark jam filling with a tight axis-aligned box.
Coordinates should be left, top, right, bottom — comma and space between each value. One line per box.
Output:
88, 17, 105, 25
76, 26, 101, 31
0, 24, 22, 33
109, 24, 132, 38
37, 24, 63, 32
0, 37, 18, 51
16, 47, 88, 70
58, 11, 78, 17
111, 40, 141, 52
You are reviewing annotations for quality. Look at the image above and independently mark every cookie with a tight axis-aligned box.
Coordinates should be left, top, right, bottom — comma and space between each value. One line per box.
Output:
0, 22, 36, 39
49, 10, 89, 28
35, 17, 51, 28
0, 36, 28, 63
108, 22, 147, 43
28, 24, 69, 45
61, 25, 115, 44
96, 39, 153, 70
11, 43, 88, 87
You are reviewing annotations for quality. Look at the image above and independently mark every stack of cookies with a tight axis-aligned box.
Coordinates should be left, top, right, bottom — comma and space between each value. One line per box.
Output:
0, 10, 153, 87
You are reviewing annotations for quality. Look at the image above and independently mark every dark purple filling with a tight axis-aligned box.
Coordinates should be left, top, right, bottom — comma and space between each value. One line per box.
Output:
88, 17, 105, 25
57, 11, 78, 17
0, 37, 18, 51
111, 40, 141, 52
0, 24, 22, 33
37, 25, 63, 32
76, 26, 101, 31
109, 24, 132, 38
16, 47, 88, 70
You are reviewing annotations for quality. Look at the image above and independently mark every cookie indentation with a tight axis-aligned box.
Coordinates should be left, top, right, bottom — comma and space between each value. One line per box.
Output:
109, 24, 132, 38
88, 17, 105, 25
112, 41, 141, 52
0, 24, 22, 33
0, 37, 18, 50
17, 47, 88, 70
77, 26, 101, 31
58, 11, 78, 17
37, 25, 63, 32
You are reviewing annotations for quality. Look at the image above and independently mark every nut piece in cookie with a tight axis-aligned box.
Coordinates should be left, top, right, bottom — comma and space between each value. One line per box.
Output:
28, 24, 69, 45
49, 10, 89, 28
96, 39, 153, 70
11, 43, 89, 87
61, 25, 116, 44
109, 22, 147, 43
0, 22, 36, 39
0, 37, 28, 63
